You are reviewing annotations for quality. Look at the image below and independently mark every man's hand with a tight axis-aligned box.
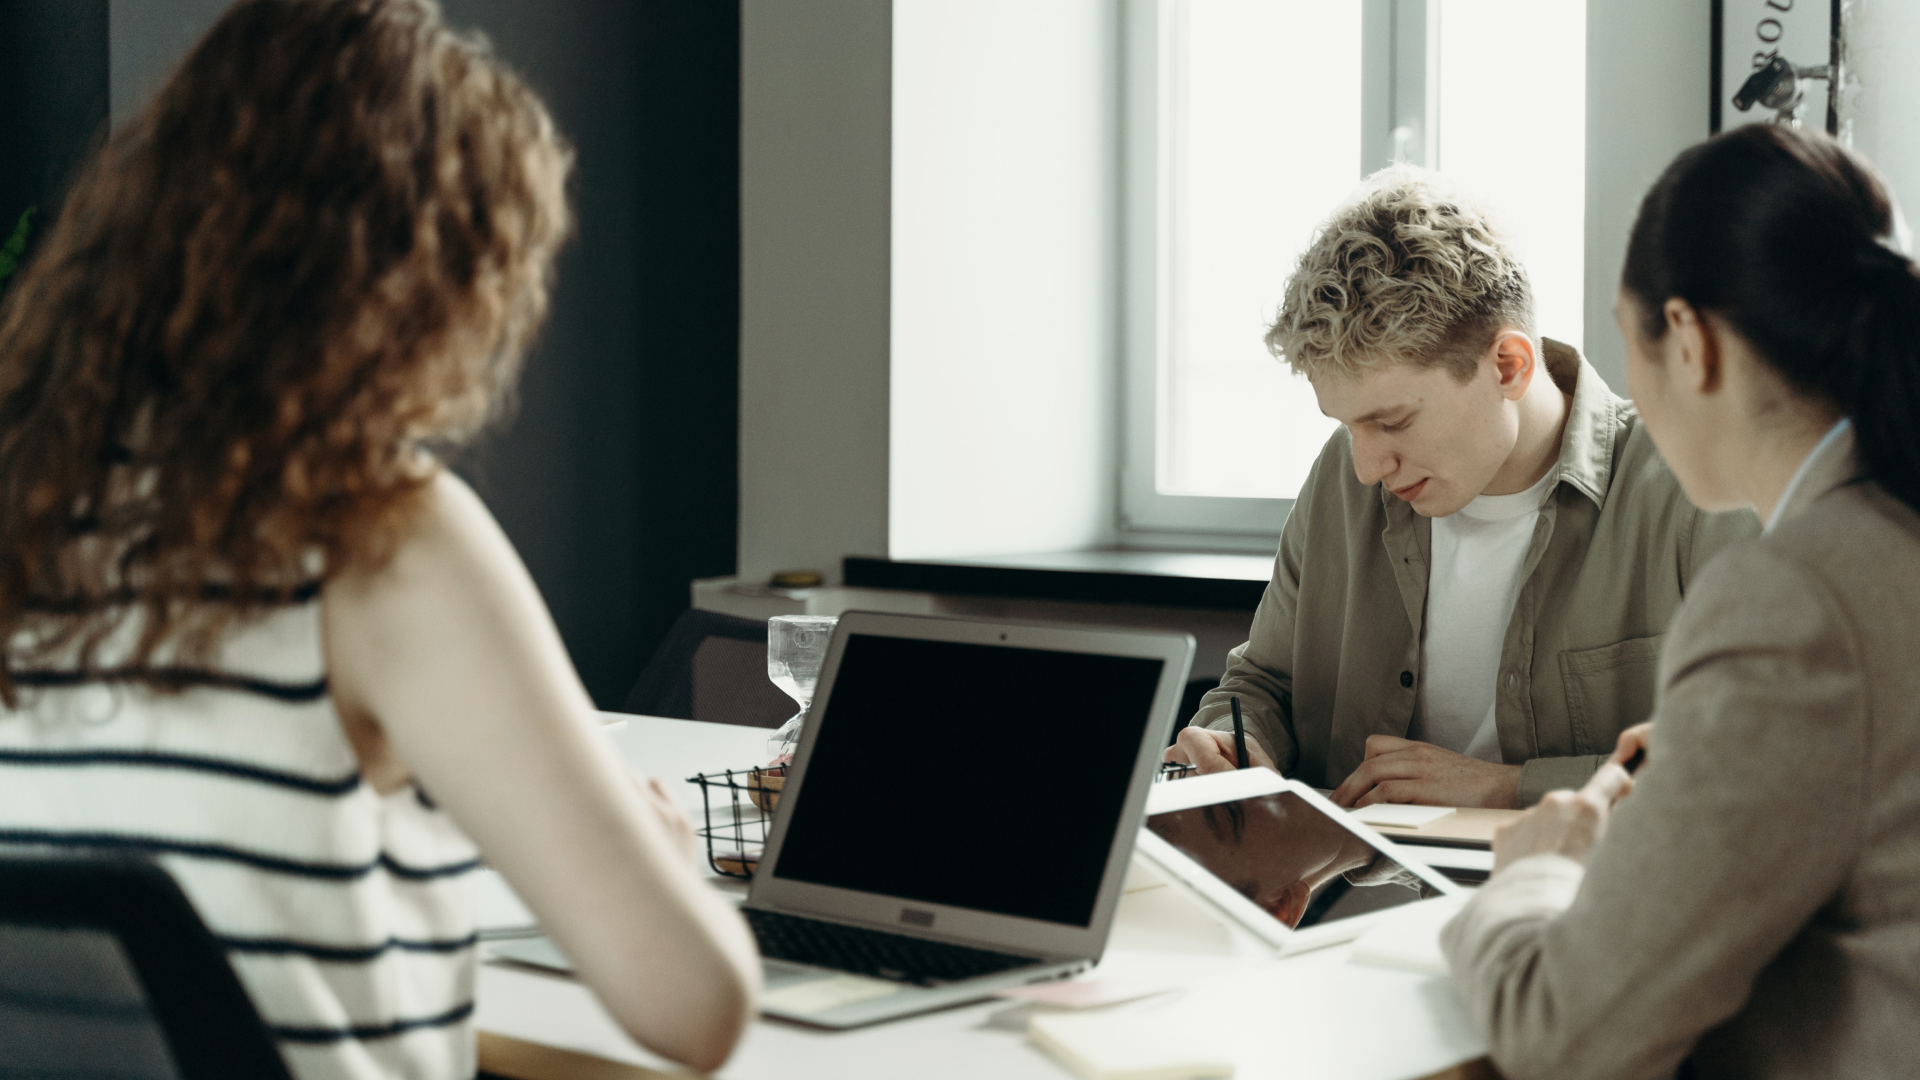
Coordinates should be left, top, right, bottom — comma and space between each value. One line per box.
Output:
1329, 735, 1521, 808
1491, 761, 1633, 871
1162, 727, 1277, 775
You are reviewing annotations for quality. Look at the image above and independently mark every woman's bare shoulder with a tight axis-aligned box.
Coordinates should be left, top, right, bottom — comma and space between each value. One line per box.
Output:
332, 470, 511, 594
321, 465, 580, 728
403, 469, 499, 553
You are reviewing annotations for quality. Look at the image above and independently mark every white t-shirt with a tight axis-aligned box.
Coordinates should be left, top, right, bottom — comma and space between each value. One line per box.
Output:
1410, 466, 1559, 762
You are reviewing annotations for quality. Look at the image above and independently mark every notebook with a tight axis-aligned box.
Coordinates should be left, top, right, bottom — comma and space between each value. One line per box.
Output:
1029, 1009, 1234, 1080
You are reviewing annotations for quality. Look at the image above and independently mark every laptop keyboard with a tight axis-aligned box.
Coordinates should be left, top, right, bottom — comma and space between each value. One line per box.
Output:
745, 909, 1041, 986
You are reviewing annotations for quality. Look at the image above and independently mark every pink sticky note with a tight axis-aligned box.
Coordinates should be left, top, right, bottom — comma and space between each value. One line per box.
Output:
996, 977, 1175, 1009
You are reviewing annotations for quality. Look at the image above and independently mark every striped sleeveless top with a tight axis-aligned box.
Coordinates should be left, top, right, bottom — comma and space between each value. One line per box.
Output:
0, 588, 482, 1080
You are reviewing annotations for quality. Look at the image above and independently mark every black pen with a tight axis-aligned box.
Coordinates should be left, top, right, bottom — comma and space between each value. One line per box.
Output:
1231, 696, 1249, 769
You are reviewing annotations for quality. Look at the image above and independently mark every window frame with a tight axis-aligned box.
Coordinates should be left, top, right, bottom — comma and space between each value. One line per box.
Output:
1119, 0, 1289, 549
1117, 0, 1428, 551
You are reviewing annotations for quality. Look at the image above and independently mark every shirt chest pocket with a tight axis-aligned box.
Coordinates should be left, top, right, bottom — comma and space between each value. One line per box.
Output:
1558, 635, 1665, 754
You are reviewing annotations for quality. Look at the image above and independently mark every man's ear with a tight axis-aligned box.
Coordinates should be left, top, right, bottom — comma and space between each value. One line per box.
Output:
1490, 330, 1537, 400
1663, 298, 1721, 394
1269, 878, 1313, 930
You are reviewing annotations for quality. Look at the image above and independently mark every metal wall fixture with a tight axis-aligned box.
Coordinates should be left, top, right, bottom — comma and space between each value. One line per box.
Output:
1712, 0, 1842, 135
1731, 53, 1834, 127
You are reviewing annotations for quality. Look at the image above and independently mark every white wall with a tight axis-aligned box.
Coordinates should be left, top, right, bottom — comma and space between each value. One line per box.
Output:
1843, 0, 1920, 230
1582, 0, 1712, 394
739, 0, 894, 585
741, 0, 1123, 580
1583, 1, 1920, 394
744, 1, 1775, 574
888, 1, 1120, 560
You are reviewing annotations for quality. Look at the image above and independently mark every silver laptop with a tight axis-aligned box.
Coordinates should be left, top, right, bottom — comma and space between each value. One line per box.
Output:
497, 610, 1193, 1028
736, 611, 1193, 1027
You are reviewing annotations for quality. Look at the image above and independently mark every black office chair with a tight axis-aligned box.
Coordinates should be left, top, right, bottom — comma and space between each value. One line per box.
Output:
622, 608, 795, 728
0, 853, 293, 1080
1173, 677, 1218, 745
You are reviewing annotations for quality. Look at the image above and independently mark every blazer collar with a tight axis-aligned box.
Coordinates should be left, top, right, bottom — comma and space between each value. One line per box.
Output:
1769, 420, 1858, 532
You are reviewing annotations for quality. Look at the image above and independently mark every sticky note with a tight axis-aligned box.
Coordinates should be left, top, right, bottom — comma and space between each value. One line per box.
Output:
762, 973, 904, 1015
998, 976, 1175, 1009
1349, 804, 1456, 828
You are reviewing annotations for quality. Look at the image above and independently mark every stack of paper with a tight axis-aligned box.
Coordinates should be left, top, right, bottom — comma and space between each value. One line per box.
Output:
1349, 897, 1469, 976
1028, 1009, 1233, 1080
1348, 804, 1457, 829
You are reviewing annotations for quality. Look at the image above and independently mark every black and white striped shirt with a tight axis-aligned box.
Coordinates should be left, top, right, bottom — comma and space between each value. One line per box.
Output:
0, 589, 482, 1080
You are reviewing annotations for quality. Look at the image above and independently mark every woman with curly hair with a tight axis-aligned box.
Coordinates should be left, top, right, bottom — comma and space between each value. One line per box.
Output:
0, 1, 757, 1076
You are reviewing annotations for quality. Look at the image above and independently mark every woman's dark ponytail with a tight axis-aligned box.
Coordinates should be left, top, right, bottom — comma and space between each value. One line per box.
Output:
1623, 125, 1920, 514
1842, 250, 1920, 511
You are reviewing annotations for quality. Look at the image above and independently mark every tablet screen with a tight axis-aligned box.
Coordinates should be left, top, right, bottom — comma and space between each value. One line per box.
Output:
1145, 791, 1434, 930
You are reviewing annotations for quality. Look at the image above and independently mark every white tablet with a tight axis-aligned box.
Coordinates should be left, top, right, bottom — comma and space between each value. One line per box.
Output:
1136, 770, 1462, 952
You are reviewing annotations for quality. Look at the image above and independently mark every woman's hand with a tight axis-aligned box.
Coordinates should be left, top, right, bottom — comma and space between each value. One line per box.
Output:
633, 773, 699, 867
1491, 762, 1634, 872
1610, 722, 1654, 772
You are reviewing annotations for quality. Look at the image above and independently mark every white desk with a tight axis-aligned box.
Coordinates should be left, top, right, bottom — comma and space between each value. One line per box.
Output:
474, 715, 1491, 1080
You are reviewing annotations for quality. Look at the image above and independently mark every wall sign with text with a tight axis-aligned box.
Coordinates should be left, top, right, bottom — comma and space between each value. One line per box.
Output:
1711, 0, 1840, 134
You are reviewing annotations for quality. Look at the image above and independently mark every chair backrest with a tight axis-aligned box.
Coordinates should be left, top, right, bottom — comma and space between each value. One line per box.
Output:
623, 607, 795, 728
0, 854, 293, 1080
1175, 677, 1217, 745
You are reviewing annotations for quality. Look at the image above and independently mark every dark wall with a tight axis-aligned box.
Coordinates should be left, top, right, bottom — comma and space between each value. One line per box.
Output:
101, 1, 742, 707
0, 2, 110, 274
430, 0, 741, 707
620, 4, 741, 698
436, 1, 741, 707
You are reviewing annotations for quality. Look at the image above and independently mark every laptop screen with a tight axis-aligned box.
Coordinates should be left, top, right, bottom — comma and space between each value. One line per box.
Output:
768, 632, 1166, 928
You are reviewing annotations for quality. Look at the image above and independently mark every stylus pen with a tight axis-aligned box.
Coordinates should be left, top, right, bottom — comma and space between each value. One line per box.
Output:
1230, 695, 1249, 769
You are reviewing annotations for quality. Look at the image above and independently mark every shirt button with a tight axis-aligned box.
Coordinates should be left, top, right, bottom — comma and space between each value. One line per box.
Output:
1400, 670, 1414, 688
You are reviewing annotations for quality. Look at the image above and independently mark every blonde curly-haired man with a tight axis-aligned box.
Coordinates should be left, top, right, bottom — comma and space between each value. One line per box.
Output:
1166, 168, 1757, 809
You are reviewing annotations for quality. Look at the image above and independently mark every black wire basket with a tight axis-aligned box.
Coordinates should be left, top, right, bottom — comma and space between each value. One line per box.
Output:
685, 765, 787, 879
687, 760, 1192, 880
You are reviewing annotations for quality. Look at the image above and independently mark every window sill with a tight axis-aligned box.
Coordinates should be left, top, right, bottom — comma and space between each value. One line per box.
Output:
841, 550, 1273, 611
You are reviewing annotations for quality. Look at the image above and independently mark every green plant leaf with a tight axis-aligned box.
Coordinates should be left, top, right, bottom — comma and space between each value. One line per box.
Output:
0, 206, 38, 285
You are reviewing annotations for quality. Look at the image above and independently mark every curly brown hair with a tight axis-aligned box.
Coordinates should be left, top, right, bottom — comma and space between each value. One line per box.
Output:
0, 0, 571, 701
1267, 165, 1533, 383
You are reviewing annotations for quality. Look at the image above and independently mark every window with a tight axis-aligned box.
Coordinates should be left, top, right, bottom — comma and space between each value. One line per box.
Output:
1122, 0, 1587, 547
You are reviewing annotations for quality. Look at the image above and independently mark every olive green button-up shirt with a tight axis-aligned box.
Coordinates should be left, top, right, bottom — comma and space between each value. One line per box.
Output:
1195, 341, 1759, 807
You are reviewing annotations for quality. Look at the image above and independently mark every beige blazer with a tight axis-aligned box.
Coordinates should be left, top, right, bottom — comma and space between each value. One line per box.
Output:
1441, 427, 1920, 1079
1196, 342, 1758, 805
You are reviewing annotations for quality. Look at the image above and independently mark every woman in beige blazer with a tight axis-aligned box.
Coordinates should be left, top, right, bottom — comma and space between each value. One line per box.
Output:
1440, 124, 1920, 1078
